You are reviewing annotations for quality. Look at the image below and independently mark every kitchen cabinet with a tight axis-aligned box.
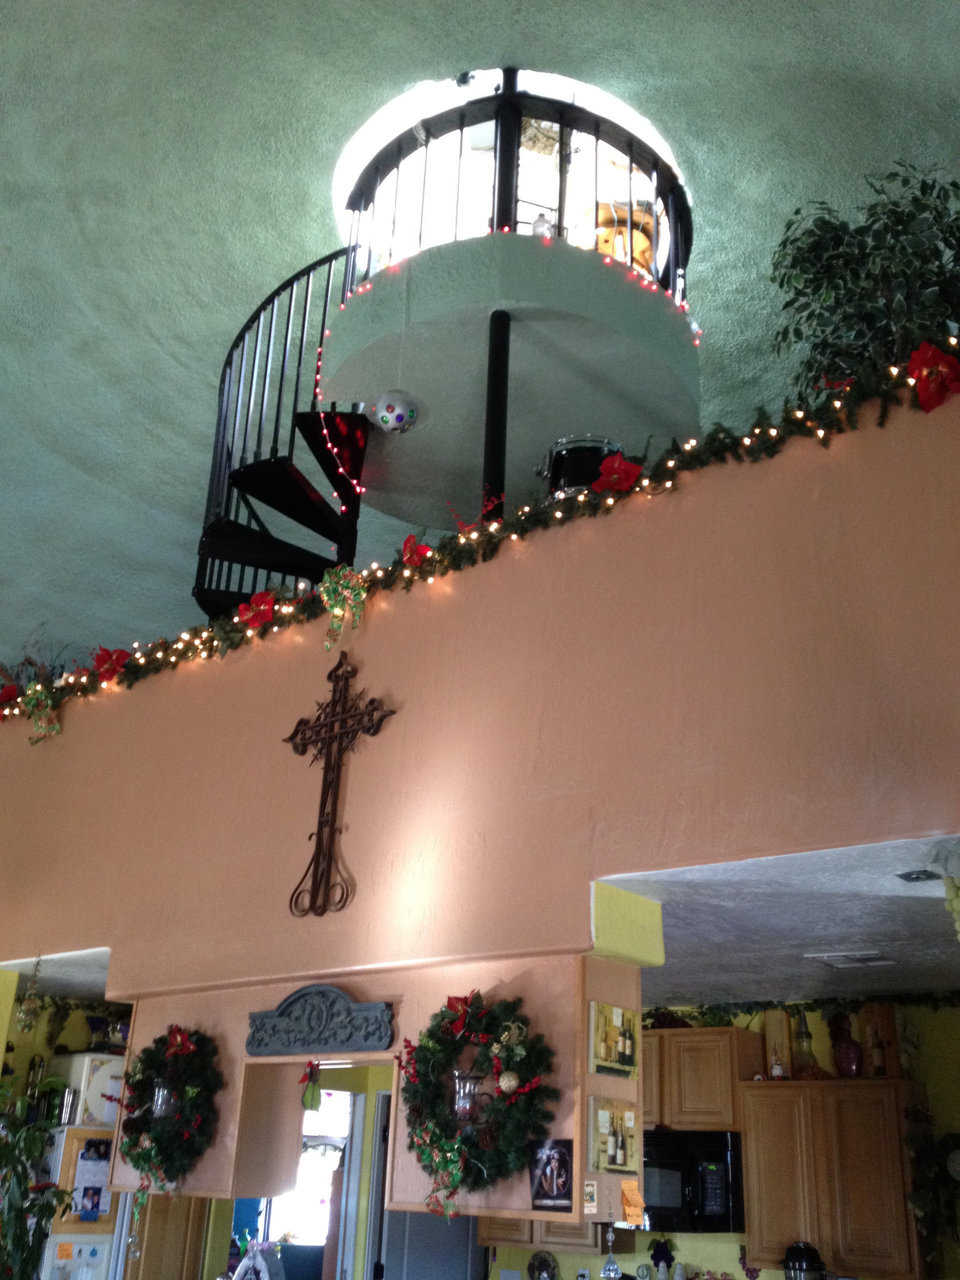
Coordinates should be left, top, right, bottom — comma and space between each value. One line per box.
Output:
739, 1081, 916, 1278
643, 1028, 764, 1129
476, 1217, 597, 1250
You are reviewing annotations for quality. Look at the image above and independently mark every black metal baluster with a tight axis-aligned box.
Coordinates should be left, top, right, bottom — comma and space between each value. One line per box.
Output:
667, 188, 678, 295
257, 296, 278, 460
593, 123, 600, 252
454, 118, 464, 240
274, 279, 296, 458
418, 135, 429, 250
232, 331, 250, 465
389, 147, 400, 263
493, 67, 519, 232
627, 146, 634, 270
291, 267, 314, 428
242, 313, 264, 462
557, 122, 569, 240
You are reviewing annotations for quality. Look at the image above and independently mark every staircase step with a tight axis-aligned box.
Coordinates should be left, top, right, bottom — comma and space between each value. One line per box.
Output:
231, 457, 346, 544
295, 410, 369, 500
197, 516, 335, 581
192, 584, 249, 621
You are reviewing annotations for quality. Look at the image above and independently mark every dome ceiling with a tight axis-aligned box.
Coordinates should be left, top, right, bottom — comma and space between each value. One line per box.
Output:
3, 0, 959, 664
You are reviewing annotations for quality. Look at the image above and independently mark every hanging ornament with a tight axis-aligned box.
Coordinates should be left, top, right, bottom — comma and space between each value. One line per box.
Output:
366, 391, 419, 433
498, 1070, 520, 1095
299, 1060, 322, 1110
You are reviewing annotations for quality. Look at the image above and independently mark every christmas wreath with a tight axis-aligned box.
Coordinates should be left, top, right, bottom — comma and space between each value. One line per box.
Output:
120, 1025, 224, 1197
396, 991, 558, 1215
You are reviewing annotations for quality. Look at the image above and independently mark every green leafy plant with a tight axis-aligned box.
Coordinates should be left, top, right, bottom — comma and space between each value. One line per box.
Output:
0, 1079, 72, 1280
772, 161, 960, 406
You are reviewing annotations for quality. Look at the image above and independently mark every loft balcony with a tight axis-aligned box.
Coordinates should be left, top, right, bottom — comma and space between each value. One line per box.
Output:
194, 68, 698, 619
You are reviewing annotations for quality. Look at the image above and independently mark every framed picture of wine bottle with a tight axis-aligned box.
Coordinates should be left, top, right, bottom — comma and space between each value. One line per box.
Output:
588, 1000, 639, 1078
588, 1096, 639, 1175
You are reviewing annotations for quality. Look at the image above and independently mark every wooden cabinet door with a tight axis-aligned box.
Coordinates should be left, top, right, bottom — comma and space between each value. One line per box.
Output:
535, 1218, 597, 1249
475, 1217, 534, 1245
816, 1084, 913, 1278
663, 1030, 735, 1128
642, 1031, 661, 1127
739, 1085, 819, 1268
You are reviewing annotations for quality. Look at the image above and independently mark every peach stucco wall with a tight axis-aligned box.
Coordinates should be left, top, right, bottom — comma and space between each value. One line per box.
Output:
2, 399, 960, 999
113, 955, 581, 1206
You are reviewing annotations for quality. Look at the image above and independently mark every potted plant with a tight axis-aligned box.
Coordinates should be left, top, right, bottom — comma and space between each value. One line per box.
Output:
0, 1079, 71, 1280
771, 161, 960, 409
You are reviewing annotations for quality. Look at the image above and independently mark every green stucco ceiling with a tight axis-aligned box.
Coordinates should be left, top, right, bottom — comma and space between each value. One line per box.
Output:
3, 0, 959, 665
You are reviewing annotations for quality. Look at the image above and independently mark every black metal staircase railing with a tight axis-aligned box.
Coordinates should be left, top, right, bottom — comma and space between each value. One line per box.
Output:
194, 245, 366, 619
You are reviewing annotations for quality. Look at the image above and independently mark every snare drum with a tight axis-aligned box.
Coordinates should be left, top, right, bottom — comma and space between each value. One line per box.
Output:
540, 435, 623, 497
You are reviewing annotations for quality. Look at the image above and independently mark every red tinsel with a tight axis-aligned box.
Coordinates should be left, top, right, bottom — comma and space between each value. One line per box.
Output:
0, 684, 17, 705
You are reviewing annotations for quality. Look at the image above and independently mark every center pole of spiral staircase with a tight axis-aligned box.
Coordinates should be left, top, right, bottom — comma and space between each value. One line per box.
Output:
482, 309, 511, 521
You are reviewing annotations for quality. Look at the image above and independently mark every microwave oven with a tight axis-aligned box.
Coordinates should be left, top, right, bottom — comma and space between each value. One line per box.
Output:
641, 1130, 744, 1233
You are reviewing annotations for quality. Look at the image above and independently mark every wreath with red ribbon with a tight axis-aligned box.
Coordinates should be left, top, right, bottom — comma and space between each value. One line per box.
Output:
396, 992, 558, 1215
120, 1025, 224, 1198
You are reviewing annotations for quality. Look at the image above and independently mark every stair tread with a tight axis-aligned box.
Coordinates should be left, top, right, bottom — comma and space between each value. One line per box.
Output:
198, 516, 335, 580
294, 410, 369, 497
231, 457, 345, 543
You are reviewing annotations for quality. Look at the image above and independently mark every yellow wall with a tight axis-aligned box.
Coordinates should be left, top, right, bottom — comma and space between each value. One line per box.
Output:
491, 1234, 777, 1280
3, 1005, 103, 1095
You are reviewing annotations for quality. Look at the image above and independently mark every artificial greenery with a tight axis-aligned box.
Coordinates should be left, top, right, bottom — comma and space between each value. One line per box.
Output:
120, 1025, 224, 1196
904, 1105, 960, 1278
397, 992, 558, 1214
8, 995, 132, 1051
642, 990, 960, 1030
0, 1078, 72, 1280
772, 161, 960, 407
3, 333, 959, 743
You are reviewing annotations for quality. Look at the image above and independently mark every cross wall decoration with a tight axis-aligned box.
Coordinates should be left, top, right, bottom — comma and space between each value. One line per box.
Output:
284, 652, 395, 917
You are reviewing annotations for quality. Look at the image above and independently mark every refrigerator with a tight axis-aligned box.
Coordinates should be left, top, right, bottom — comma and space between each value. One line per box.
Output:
38, 1124, 132, 1280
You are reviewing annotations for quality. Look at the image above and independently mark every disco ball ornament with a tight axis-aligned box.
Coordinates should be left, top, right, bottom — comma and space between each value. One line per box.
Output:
367, 391, 419, 433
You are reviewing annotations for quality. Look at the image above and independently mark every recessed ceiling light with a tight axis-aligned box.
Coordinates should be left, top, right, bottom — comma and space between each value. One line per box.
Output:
803, 951, 897, 969
896, 869, 942, 883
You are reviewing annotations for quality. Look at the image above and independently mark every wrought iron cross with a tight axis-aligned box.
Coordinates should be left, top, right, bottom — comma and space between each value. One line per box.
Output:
284, 651, 394, 917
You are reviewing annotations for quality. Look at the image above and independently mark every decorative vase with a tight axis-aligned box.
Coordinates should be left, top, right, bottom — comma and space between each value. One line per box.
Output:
152, 1083, 177, 1117
829, 1014, 863, 1078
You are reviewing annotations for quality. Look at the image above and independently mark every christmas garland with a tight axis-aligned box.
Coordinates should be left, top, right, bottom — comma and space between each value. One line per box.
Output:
2, 338, 959, 744
120, 1025, 224, 1204
396, 991, 558, 1215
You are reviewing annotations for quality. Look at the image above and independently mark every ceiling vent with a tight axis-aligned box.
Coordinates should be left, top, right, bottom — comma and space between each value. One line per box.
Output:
896, 868, 942, 883
803, 951, 897, 969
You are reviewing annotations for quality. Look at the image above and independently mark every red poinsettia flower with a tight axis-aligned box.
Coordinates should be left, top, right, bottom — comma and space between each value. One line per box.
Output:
0, 683, 18, 705
93, 646, 132, 683
165, 1025, 196, 1057
591, 452, 643, 493
237, 590, 275, 629
906, 342, 960, 413
402, 534, 431, 568
445, 991, 478, 1036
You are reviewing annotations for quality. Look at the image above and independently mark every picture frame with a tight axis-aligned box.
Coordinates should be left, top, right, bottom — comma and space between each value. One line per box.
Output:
50, 1128, 119, 1236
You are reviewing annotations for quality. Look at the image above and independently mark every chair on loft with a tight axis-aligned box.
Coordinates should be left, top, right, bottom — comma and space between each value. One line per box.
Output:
596, 202, 655, 276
